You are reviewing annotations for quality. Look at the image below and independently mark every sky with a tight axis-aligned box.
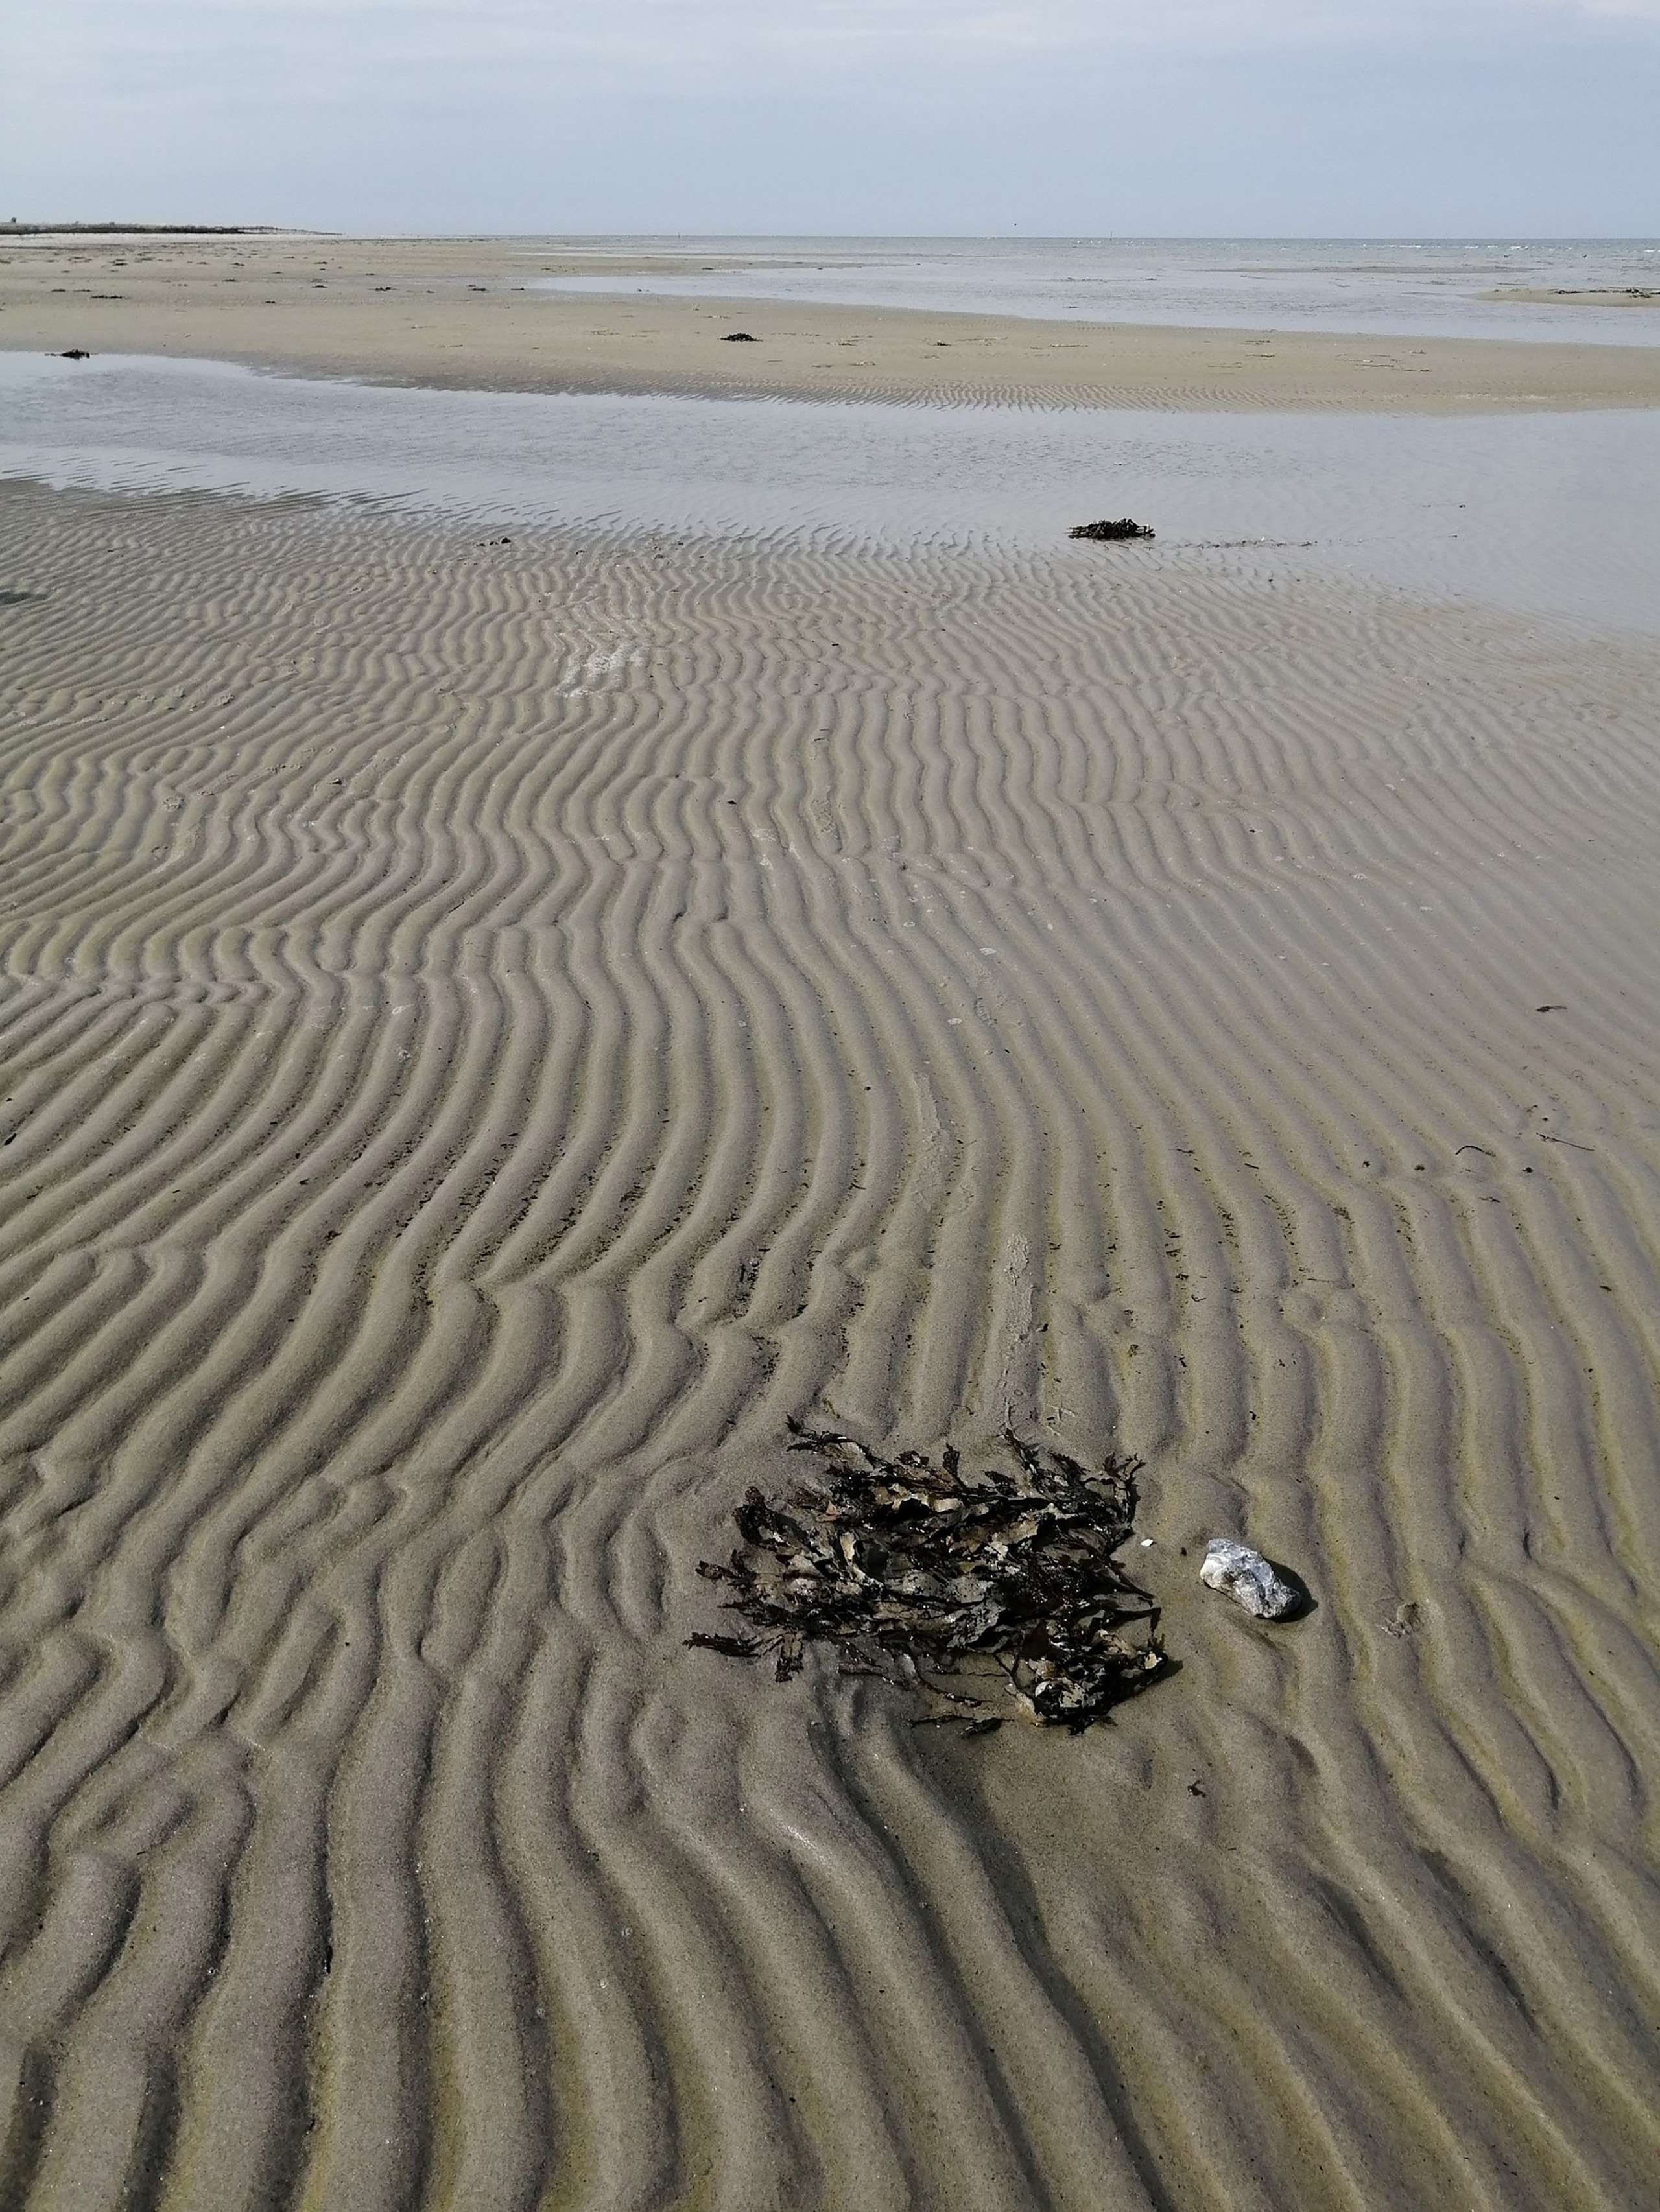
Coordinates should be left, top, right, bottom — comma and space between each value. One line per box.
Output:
2, 1, 1657, 235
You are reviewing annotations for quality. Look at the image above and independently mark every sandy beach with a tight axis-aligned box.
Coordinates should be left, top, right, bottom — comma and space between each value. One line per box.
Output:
3, 255, 1660, 2211
5, 233, 1660, 410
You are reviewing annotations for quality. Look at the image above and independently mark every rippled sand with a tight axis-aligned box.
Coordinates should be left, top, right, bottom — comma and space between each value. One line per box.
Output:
1, 477, 1658, 2209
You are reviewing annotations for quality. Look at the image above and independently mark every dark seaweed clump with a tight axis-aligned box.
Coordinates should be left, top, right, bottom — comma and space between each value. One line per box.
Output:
689, 1420, 1168, 1734
1069, 517, 1154, 542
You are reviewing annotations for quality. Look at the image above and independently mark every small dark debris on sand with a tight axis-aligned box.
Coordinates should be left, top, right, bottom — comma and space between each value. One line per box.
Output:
1070, 517, 1154, 543
689, 1420, 1168, 1733
58, 348, 91, 361
722, 331, 757, 342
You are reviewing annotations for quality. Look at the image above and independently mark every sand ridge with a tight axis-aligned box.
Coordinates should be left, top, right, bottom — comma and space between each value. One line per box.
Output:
1486, 285, 1660, 308
0, 478, 1658, 2207
5, 233, 1660, 411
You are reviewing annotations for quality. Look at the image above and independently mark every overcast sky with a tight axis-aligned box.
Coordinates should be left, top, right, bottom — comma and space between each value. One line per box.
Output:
3, 2, 1655, 234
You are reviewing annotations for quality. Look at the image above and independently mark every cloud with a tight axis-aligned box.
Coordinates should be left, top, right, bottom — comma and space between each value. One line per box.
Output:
12, 0, 1660, 84
2, 0, 1654, 229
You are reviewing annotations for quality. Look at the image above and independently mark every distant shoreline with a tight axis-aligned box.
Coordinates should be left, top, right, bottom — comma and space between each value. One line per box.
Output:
1, 222, 287, 237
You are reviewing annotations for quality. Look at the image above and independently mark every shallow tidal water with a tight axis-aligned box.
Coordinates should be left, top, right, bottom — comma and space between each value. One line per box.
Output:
3, 347, 1659, 633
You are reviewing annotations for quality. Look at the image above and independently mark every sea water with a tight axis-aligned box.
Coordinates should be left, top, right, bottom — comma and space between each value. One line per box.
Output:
527, 235, 1660, 350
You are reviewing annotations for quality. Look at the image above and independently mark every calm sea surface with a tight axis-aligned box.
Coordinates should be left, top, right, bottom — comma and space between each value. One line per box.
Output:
529, 236, 1660, 348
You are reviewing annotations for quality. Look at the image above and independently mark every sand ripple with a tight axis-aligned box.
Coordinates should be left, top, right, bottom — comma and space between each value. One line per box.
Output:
1, 478, 1657, 2209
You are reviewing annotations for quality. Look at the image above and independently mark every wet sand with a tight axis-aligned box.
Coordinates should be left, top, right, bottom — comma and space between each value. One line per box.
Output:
5, 231, 1660, 409
1487, 287, 1660, 308
1, 461, 1659, 2209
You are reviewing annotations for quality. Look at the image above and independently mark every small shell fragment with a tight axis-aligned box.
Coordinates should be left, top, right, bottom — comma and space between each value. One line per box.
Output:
1200, 1537, 1298, 1621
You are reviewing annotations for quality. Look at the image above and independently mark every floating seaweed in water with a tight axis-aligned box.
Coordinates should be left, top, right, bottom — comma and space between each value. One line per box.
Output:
688, 1420, 1168, 1734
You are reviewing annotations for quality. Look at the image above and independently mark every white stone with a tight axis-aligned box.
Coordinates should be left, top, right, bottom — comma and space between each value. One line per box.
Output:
1200, 1537, 1298, 1620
